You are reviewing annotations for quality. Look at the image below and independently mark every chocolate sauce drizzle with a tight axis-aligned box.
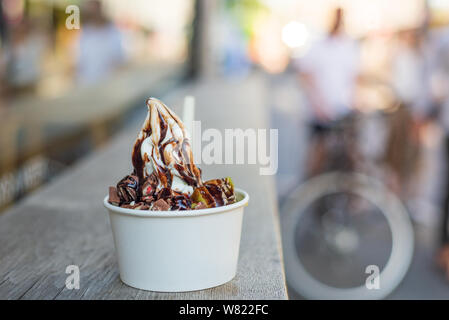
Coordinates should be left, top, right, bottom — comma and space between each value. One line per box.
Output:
131, 98, 203, 195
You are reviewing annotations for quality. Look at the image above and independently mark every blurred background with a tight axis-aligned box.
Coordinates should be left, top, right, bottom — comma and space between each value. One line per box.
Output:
1, 0, 449, 298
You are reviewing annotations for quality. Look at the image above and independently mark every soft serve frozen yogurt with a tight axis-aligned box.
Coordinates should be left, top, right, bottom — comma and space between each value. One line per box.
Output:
108, 97, 236, 211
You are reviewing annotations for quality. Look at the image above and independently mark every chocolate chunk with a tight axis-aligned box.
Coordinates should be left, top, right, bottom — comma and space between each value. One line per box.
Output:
171, 194, 192, 210
190, 186, 217, 208
117, 174, 139, 203
204, 177, 236, 206
109, 186, 121, 206
120, 202, 149, 210
142, 195, 155, 204
152, 199, 170, 211
142, 173, 158, 197
134, 203, 150, 210
156, 188, 172, 200
204, 184, 225, 206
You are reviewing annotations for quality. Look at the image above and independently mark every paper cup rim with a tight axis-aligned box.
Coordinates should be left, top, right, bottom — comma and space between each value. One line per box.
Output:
103, 188, 249, 218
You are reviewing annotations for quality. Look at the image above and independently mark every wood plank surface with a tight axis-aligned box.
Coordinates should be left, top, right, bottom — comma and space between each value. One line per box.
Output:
0, 75, 287, 299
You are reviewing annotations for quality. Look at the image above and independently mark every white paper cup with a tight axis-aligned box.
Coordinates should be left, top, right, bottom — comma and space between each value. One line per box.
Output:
103, 188, 249, 292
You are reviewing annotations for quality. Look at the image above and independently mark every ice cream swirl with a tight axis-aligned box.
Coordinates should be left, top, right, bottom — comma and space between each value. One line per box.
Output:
132, 97, 203, 196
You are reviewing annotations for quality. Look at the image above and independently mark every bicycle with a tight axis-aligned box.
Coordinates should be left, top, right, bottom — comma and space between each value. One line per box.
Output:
281, 113, 414, 299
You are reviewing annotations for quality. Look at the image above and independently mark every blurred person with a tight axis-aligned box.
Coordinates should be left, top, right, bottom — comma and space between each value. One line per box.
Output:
405, 23, 449, 279
76, 0, 125, 85
391, 30, 434, 121
1, 19, 47, 96
433, 27, 449, 278
391, 23, 449, 279
294, 8, 360, 175
383, 103, 421, 197
221, 19, 251, 77
386, 29, 434, 198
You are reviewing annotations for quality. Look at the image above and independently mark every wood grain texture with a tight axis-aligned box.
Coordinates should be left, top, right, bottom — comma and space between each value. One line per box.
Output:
0, 75, 287, 300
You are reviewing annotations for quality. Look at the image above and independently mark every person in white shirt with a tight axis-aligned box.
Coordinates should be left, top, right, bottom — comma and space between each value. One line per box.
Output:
391, 30, 434, 121
295, 8, 360, 175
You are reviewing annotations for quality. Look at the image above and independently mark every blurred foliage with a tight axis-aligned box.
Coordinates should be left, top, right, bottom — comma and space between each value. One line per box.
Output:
224, 0, 268, 39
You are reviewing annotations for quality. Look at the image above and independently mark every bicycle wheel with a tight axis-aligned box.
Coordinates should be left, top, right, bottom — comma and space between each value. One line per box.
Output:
281, 172, 414, 299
